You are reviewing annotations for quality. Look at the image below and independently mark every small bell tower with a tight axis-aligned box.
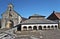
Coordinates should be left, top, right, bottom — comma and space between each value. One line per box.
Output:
8, 3, 14, 11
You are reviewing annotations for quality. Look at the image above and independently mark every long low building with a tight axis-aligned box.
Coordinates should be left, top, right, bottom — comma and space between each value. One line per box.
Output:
20, 14, 58, 31
0, 3, 59, 31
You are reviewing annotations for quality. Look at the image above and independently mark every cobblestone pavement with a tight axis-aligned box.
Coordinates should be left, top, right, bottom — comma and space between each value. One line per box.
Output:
0, 29, 60, 39
15, 29, 60, 39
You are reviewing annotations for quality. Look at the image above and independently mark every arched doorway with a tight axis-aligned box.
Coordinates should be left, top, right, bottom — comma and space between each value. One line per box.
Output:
23, 26, 27, 31
33, 26, 37, 30
48, 26, 50, 29
39, 26, 42, 30
51, 25, 54, 29
44, 26, 46, 30
28, 26, 32, 30
6, 20, 14, 29
55, 25, 57, 29
17, 24, 21, 31
51, 26, 53, 28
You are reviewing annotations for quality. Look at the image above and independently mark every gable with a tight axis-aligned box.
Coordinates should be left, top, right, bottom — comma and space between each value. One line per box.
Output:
2, 10, 21, 19
54, 13, 60, 19
1, 3, 22, 19
47, 13, 59, 20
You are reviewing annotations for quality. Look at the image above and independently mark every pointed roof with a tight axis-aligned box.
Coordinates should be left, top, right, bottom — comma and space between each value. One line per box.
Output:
1, 3, 21, 16
54, 12, 60, 19
47, 11, 60, 20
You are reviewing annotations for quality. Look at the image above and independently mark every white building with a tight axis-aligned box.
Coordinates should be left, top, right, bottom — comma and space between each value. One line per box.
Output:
20, 14, 58, 31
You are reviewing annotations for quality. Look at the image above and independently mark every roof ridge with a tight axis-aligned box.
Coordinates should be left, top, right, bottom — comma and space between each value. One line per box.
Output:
54, 12, 60, 13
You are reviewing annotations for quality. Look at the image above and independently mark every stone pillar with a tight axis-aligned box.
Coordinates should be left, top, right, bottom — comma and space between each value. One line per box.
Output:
41, 26, 42, 30
53, 26, 55, 29
58, 21, 60, 29
32, 26, 33, 30
57, 26, 58, 29
46, 26, 47, 30
37, 26, 38, 30
1, 20, 6, 29
42, 26, 44, 30
50, 26, 51, 29
27, 26, 28, 30
21, 26, 23, 31
56, 25, 58, 29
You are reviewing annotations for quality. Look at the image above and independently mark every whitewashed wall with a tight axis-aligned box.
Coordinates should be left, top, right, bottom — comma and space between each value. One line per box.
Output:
21, 24, 58, 30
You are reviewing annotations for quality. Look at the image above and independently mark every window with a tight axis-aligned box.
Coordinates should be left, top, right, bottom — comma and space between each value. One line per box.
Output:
55, 25, 57, 28
28, 26, 32, 28
51, 26, 53, 28
33, 26, 37, 30
48, 26, 50, 28
44, 26, 46, 28
23, 26, 27, 31
23, 26, 27, 28
28, 26, 32, 30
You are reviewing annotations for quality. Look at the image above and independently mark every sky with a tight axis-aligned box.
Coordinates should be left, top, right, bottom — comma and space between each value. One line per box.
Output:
0, 0, 60, 18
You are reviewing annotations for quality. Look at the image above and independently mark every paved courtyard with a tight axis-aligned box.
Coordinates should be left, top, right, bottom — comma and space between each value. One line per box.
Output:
15, 29, 60, 39
0, 29, 60, 39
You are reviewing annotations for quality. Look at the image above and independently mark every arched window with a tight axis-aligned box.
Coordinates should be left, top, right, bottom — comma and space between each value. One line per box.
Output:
28, 26, 32, 30
33, 26, 37, 30
55, 25, 57, 28
28, 26, 32, 28
39, 26, 42, 30
23, 26, 27, 28
23, 26, 27, 31
44, 26, 46, 28
48, 26, 50, 28
51, 25, 53, 28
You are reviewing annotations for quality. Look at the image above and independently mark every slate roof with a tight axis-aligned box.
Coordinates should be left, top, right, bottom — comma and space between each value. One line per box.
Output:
31, 14, 45, 17
21, 17, 28, 22
29, 14, 45, 19
21, 14, 58, 24
21, 19, 58, 24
